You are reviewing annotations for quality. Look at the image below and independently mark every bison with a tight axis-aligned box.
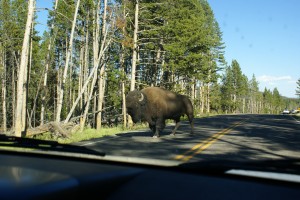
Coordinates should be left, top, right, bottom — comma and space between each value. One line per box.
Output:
125, 87, 194, 138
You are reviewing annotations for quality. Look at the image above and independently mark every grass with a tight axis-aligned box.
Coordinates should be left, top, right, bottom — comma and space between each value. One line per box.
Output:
32, 123, 149, 144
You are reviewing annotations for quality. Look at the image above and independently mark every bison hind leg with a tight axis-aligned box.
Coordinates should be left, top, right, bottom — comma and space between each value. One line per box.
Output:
149, 124, 160, 138
189, 119, 194, 134
170, 119, 181, 136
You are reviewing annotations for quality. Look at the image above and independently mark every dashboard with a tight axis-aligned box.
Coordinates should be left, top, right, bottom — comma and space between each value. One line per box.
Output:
1, 150, 300, 200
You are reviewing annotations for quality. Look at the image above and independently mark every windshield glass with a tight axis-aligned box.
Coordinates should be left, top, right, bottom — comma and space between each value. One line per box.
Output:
0, 0, 299, 171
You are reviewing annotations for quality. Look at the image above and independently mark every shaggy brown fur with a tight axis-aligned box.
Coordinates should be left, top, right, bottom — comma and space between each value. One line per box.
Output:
126, 87, 194, 138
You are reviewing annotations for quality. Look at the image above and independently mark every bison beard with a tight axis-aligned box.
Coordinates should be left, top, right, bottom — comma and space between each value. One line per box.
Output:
125, 87, 194, 138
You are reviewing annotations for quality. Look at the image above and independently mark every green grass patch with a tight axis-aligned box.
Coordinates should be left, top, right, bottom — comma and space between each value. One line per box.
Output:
32, 123, 149, 144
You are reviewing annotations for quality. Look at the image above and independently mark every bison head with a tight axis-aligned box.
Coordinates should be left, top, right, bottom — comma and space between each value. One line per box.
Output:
125, 90, 147, 123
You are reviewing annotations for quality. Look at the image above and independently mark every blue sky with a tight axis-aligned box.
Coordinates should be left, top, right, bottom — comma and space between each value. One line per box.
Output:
208, 0, 300, 98
35, 0, 299, 98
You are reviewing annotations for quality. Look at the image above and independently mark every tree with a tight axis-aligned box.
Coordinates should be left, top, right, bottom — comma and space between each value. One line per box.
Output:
40, 0, 59, 125
130, 0, 139, 91
56, 0, 81, 123
220, 65, 234, 113
272, 88, 282, 113
296, 78, 300, 99
230, 60, 246, 113
263, 88, 273, 113
14, 0, 35, 137
248, 74, 260, 113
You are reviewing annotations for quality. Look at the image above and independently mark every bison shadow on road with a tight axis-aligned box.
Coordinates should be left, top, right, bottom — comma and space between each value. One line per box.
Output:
115, 121, 194, 138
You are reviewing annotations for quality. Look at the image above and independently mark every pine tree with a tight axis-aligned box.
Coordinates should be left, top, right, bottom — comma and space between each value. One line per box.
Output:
296, 78, 300, 98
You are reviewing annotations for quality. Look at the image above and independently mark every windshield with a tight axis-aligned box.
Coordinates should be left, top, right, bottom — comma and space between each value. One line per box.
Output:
0, 0, 299, 172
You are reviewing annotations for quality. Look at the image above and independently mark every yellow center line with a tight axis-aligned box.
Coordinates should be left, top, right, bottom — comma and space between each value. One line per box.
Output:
174, 119, 246, 162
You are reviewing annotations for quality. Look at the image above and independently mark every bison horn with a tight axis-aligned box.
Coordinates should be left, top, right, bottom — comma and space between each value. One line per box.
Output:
139, 93, 144, 102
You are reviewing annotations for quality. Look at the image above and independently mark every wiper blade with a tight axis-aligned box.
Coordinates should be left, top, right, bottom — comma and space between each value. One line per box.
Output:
0, 134, 105, 157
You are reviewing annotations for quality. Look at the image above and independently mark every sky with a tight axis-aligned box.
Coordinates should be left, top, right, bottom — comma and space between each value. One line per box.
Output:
35, 0, 299, 98
207, 0, 300, 98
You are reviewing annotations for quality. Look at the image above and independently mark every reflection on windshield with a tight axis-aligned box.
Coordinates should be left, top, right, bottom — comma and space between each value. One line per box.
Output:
0, 166, 72, 186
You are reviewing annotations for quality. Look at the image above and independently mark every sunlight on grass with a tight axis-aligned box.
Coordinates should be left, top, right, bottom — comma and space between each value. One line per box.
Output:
58, 123, 149, 144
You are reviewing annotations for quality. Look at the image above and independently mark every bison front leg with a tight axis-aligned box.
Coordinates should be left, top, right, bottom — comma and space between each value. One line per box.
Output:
153, 118, 165, 138
170, 120, 180, 136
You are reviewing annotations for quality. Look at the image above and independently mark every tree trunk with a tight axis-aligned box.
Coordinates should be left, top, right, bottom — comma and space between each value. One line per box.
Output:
242, 98, 245, 113
206, 83, 210, 113
56, 0, 80, 122
191, 80, 195, 104
41, 0, 58, 125
200, 83, 205, 114
96, 68, 106, 130
1, 45, 7, 132
14, 0, 35, 137
96, 0, 108, 131
65, 0, 111, 124
94, 0, 101, 129
80, 66, 98, 131
130, 0, 139, 91
27, 19, 35, 128
123, 0, 139, 127
83, 21, 89, 111
120, 1, 127, 128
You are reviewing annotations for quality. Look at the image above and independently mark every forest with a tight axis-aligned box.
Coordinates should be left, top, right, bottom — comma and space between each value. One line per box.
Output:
0, 0, 299, 137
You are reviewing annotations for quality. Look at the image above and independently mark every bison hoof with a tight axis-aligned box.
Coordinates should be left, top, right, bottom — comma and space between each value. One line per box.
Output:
153, 135, 159, 138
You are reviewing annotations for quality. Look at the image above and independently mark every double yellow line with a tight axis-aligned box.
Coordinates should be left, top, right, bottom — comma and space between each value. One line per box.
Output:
174, 119, 247, 162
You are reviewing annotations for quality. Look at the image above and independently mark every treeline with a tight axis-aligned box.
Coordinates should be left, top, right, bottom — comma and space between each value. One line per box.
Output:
0, 0, 297, 136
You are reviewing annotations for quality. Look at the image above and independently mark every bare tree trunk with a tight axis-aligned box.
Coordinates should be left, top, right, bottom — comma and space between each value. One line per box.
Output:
80, 0, 108, 131
27, 19, 35, 128
12, 63, 16, 128
128, 1, 146, 125
242, 98, 245, 113
206, 83, 210, 113
96, 68, 105, 130
69, 56, 73, 112
93, 0, 101, 129
14, 0, 35, 137
122, 75, 127, 128
84, 23, 89, 108
191, 79, 195, 104
154, 40, 162, 86
80, 65, 98, 131
64, 0, 111, 124
96, 0, 108, 130
64, 39, 111, 124
1, 45, 7, 132
41, 0, 58, 125
93, 91, 97, 128
56, 0, 80, 122
120, 1, 127, 128
130, 0, 139, 91
200, 83, 205, 114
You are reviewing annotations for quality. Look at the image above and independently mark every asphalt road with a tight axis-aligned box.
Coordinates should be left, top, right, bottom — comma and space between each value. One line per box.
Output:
77, 114, 300, 164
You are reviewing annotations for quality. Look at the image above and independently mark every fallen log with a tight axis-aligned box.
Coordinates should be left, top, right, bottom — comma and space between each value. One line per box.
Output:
26, 121, 79, 137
